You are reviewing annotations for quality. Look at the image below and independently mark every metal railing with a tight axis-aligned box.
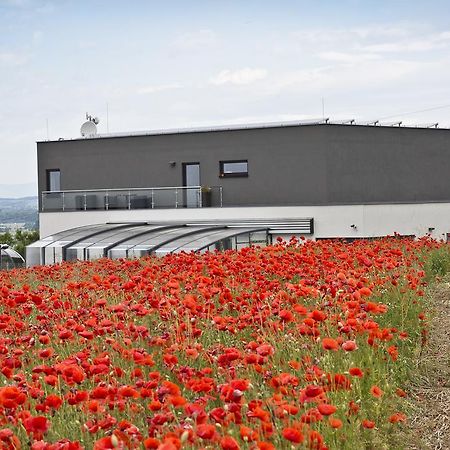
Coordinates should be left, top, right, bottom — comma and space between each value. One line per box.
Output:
41, 186, 223, 212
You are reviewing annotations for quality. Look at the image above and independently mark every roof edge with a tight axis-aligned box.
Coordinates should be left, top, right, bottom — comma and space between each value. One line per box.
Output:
36, 119, 450, 143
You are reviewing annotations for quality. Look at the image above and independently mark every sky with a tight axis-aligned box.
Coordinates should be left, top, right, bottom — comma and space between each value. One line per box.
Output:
1, 0, 450, 190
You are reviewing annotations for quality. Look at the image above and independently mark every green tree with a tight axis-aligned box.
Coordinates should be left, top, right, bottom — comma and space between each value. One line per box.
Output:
0, 231, 14, 247
12, 229, 40, 257
0, 229, 40, 257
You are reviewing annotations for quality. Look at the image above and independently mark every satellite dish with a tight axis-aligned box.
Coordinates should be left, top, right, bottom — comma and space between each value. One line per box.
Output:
93, 117, 100, 125
80, 121, 97, 137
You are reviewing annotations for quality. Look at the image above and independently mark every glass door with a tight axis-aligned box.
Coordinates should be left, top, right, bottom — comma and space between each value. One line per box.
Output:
183, 163, 200, 207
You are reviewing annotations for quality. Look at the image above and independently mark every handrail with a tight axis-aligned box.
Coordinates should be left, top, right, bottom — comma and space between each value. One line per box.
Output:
41, 185, 223, 211
41, 185, 210, 194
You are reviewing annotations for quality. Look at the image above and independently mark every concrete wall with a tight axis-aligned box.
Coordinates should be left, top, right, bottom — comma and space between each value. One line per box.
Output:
39, 202, 450, 241
37, 124, 450, 208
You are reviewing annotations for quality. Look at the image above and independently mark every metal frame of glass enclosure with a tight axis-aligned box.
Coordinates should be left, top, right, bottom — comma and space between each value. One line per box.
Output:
26, 219, 315, 267
0, 244, 25, 271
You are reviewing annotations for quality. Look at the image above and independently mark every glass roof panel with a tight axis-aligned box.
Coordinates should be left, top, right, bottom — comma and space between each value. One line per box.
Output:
125, 227, 191, 252
85, 225, 169, 260
41, 224, 108, 242
66, 226, 144, 255
153, 227, 229, 255
141, 226, 217, 252
87, 225, 163, 247
162, 227, 266, 253
45, 224, 133, 248
109, 225, 183, 250
27, 224, 133, 250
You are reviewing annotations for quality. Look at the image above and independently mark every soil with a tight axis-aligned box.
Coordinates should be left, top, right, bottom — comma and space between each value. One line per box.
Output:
403, 280, 450, 450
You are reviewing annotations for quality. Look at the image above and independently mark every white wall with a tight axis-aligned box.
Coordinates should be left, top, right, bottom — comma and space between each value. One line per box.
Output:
39, 203, 450, 241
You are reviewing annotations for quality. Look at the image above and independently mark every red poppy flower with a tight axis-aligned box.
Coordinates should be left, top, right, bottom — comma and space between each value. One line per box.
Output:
240, 425, 258, 442
257, 442, 275, 450
282, 427, 304, 443
349, 367, 364, 378
44, 394, 63, 410
143, 437, 160, 449
370, 385, 383, 398
196, 424, 216, 440
322, 338, 339, 351
0, 386, 26, 409
317, 403, 337, 416
328, 417, 343, 429
389, 412, 406, 423
220, 436, 240, 450
342, 340, 358, 351
396, 388, 407, 398
362, 419, 376, 429
93, 436, 125, 450
23, 416, 50, 435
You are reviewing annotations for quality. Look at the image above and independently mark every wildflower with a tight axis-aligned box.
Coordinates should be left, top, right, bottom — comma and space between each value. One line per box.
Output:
322, 338, 339, 351
370, 385, 383, 398
282, 427, 304, 443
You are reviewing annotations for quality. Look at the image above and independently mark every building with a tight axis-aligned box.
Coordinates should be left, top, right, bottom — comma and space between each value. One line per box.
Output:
27, 119, 450, 266
0, 223, 27, 233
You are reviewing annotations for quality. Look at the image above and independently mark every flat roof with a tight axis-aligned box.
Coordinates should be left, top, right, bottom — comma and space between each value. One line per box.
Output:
37, 118, 449, 143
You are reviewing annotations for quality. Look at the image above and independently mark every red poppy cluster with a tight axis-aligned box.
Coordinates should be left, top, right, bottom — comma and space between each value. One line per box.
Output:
0, 236, 443, 449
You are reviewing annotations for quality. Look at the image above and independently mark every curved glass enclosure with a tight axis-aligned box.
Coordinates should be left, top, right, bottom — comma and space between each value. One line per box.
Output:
25, 222, 275, 267
0, 244, 25, 270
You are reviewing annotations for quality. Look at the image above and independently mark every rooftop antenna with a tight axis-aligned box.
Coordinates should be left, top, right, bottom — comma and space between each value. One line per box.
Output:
46, 118, 49, 141
106, 102, 109, 133
322, 97, 325, 120
80, 113, 99, 138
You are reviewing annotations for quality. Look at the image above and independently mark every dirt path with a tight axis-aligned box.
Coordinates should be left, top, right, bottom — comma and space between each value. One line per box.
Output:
404, 281, 450, 450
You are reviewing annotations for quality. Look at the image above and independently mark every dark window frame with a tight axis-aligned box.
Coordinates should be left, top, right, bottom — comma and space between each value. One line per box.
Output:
219, 160, 248, 178
46, 169, 61, 192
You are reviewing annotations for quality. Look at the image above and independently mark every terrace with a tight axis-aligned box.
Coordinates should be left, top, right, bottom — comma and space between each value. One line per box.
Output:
41, 185, 223, 212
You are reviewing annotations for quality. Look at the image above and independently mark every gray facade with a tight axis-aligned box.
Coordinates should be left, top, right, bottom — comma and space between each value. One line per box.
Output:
37, 123, 450, 208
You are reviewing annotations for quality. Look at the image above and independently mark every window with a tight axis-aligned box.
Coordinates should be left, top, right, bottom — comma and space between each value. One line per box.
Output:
219, 160, 248, 178
46, 169, 61, 191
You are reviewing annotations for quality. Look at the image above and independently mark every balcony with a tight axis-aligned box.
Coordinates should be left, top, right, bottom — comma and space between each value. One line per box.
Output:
41, 186, 223, 212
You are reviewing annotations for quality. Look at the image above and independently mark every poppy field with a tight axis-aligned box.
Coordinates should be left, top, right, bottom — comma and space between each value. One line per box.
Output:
0, 237, 445, 449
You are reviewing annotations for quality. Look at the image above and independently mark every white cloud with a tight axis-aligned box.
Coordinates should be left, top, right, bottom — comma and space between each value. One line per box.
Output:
318, 51, 380, 63
291, 24, 418, 46
291, 24, 450, 57
360, 31, 450, 53
210, 68, 267, 86
136, 83, 182, 95
172, 29, 216, 50
0, 51, 28, 67
246, 58, 427, 99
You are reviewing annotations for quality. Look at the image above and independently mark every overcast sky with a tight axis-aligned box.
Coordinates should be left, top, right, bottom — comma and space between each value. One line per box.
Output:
1, 0, 450, 188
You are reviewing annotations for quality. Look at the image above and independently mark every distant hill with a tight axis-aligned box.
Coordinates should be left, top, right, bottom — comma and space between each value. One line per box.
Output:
0, 197, 38, 229
0, 182, 37, 198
